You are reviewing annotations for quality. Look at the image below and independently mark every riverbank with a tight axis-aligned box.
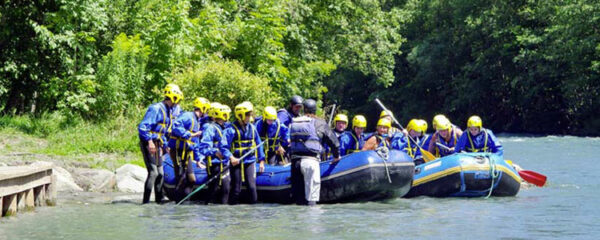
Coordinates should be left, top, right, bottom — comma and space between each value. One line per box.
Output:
0, 113, 143, 170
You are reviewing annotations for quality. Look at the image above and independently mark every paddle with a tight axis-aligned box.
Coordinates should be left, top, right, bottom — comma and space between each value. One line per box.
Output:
374, 98, 437, 162
176, 141, 265, 205
506, 159, 547, 187
518, 170, 547, 187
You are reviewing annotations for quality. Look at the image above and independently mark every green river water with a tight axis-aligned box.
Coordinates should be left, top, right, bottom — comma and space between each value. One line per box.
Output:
1, 136, 599, 239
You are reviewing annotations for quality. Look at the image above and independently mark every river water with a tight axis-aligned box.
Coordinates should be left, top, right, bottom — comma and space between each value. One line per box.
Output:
1, 136, 599, 239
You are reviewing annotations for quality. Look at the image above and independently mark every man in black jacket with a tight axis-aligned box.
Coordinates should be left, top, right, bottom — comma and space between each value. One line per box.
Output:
289, 99, 340, 206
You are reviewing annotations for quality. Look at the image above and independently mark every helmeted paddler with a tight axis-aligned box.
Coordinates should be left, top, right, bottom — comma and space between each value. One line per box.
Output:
454, 115, 503, 157
138, 83, 182, 204
197, 103, 233, 204
255, 106, 290, 165
339, 115, 368, 156
224, 101, 265, 204
168, 97, 210, 190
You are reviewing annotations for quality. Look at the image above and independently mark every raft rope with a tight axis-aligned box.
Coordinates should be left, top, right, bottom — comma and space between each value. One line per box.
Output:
376, 146, 392, 183
485, 155, 500, 199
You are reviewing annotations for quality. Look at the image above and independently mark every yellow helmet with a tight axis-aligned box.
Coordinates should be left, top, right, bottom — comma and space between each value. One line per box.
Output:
352, 115, 367, 128
467, 115, 483, 128
334, 114, 349, 124
164, 83, 183, 104
263, 106, 277, 120
432, 114, 447, 130
436, 117, 451, 131
377, 118, 392, 128
193, 97, 211, 113
212, 104, 231, 121
208, 102, 220, 118
406, 119, 420, 133
380, 110, 394, 119
234, 102, 254, 122
417, 119, 428, 133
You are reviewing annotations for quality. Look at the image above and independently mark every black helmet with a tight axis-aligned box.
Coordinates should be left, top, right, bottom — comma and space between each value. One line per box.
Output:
290, 95, 304, 106
303, 99, 317, 114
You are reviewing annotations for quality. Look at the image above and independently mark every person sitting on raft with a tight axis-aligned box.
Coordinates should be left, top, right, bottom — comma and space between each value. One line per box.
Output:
255, 106, 290, 165
323, 113, 348, 161
224, 101, 265, 205
428, 117, 461, 157
379, 111, 407, 137
432, 114, 463, 137
339, 115, 367, 156
454, 115, 504, 157
362, 118, 392, 151
197, 103, 232, 204
168, 97, 210, 191
391, 119, 431, 160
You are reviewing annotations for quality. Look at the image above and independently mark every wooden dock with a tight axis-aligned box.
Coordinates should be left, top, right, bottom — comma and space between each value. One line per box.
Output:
0, 164, 56, 217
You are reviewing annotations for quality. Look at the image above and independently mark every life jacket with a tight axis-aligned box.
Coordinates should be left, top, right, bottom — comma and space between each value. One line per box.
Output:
376, 135, 389, 148
435, 129, 457, 157
169, 112, 200, 148
347, 131, 364, 154
166, 104, 182, 139
259, 119, 282, 160
231, 121, 258, 182
149, 102, 170, 145
466, 129, 489, 153
404, 137, 418, 159
206, 122, 226, 185
290, 116, 322, 155
278, 108, 294, 127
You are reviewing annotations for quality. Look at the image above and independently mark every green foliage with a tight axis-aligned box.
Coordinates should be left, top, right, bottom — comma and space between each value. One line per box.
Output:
170, 57, 281, 113
94, 34, 150, 119
2, 0, 600, 141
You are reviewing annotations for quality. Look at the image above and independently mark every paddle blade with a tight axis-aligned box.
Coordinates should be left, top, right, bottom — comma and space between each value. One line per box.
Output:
421, 150, 437, 163
518, 170, 547, 187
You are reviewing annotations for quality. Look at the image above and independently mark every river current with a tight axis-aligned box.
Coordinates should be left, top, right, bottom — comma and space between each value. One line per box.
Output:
1, 136, 599, 239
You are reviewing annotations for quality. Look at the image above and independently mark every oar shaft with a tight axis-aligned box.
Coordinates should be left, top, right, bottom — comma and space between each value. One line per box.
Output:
328, 103, 337, 126
374, 98, 436, 162
436, 142, 451, 151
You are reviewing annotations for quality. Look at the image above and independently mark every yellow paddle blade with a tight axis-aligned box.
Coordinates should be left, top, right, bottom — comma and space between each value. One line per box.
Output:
421, 149, 437, 163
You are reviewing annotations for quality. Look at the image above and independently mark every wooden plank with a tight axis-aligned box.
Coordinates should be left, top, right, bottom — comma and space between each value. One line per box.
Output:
0, 166, 53, 181
0, 174, 53, 197
34, 185, 45, 207
2, 194, 16, 217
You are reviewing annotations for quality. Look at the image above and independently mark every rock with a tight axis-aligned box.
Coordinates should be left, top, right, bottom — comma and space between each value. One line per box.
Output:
54, 166, 84, 192
30, 161, 83, 192
115, 164, 147, 193
72, 168, 116, 192
0, 162, 6, 167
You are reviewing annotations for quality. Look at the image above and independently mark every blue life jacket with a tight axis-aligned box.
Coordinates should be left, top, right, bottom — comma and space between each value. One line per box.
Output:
434, 129, 458, 157
455, 128, 503, 157
255, 119, 289, 159
199, 122, 229, 165
138, 102, 171, 145
290, 116, 322, 155
168, 111, 202, 150
277, 108, 294, 128
339, 131, 365, 156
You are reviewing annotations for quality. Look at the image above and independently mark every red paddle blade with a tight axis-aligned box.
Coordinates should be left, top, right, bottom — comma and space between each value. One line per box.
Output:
518, 170, 547, 187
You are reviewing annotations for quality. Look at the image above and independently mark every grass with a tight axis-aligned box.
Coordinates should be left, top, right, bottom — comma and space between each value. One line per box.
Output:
0, 112, 145, 169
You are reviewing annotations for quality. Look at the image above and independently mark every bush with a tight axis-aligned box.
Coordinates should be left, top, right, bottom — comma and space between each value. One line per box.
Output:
170, 57, 281, 116
93, 34, 150, 120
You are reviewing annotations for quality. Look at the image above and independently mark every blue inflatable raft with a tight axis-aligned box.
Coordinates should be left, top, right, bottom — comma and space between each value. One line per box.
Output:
404, 153, 521, 198
163, 149, 415, 203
